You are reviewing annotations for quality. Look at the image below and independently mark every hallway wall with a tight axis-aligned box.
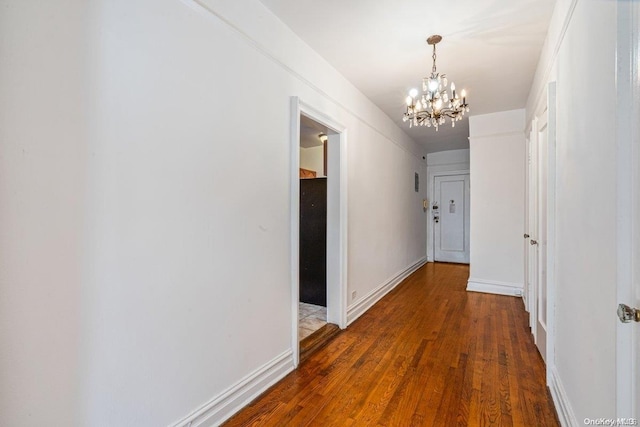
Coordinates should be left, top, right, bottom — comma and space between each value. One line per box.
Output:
0, 0, 427, 425
525, 0, 618, 422
468, 110, 526, 295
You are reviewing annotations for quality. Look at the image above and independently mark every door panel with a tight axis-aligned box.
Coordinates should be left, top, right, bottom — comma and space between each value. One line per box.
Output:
299, 178, 327, 306
536, 114, 549, 362
527, 125, 538, 333
434, 174, 470, 263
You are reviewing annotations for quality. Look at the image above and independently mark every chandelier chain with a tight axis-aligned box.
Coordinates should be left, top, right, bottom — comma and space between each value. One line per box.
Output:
432, 44, 437, 74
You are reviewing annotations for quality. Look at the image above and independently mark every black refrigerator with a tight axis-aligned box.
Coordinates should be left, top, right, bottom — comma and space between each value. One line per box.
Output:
299, 178, 327, 307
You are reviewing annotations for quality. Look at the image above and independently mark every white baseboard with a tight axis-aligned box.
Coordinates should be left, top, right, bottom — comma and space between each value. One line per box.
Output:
346, 257, 427, 325
170, 350, 294, 427
466, 278, 523, 297
549, 367, 579, 427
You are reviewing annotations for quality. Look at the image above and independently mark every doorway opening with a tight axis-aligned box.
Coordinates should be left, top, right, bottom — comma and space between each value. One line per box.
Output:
290, 98, 347, 367
298, 115, 332, 355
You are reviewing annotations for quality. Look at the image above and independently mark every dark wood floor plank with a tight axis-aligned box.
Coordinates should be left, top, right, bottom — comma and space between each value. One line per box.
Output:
224, 263, 559, 427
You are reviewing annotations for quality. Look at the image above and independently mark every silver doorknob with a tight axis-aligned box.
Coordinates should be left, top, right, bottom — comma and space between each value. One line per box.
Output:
617, 304, 640, 323
530, 239, 538, 245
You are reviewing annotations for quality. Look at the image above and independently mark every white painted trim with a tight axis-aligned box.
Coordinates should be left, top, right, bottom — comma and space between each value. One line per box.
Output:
525, 0, 579, 128
523, 135, 530, 315
426, 161, 470, 168
291, 97, 349, 369
290, 97, 301, 367
169, 350, 294, 427
545, 81, 558, 385
179, 0, 423, 161
548, 366, 579, 427
297, 100, 349, 330
466, 278, 523, 297
467, 130, 524, 141
527, 117, 539, 339
347, 257, 427, 325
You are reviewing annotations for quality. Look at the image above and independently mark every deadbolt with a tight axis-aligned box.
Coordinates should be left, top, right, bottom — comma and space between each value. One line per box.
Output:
617, 304, 640, 323
530, 239, 538, 245
524, 234, 530, 239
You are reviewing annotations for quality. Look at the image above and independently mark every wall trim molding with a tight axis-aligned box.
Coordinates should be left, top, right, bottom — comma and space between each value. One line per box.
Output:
467, 130, 525, 141
526, 0, 580, 128
169, 350, 294, 427
179, 0, 423, 161
549, 367, 579, 427
466, 278, 523, 297
426, 161, 470, 167
347, 257, 427, 325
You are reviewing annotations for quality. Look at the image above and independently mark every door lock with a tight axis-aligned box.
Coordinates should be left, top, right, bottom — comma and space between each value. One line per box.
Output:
617, 304, 640, 323
524, 234, 530, 239
433, 216, 439, 223
530, 239, 538, 245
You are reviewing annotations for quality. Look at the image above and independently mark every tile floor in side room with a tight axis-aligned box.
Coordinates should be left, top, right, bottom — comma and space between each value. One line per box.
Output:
299, 302, 327, 340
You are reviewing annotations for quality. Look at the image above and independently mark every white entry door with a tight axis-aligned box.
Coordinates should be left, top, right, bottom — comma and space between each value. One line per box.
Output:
433, 174, 470, 263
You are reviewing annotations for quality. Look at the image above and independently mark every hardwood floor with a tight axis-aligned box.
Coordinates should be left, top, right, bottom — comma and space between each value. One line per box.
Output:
299, 323, 341, 364
225, 263, 559, 426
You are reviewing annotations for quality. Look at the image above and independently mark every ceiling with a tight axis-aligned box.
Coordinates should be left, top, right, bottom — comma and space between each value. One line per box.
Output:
300, 114, 329, 148
259, 0, 556, 153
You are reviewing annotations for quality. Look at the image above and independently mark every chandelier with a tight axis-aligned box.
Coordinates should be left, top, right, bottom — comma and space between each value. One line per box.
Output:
403, 35, 469, 131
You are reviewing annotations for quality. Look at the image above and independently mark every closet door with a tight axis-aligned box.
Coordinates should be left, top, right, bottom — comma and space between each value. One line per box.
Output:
299, 178, 327, 306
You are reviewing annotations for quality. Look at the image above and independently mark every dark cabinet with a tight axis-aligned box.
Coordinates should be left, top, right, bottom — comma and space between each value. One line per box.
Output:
299, 178, 327, 306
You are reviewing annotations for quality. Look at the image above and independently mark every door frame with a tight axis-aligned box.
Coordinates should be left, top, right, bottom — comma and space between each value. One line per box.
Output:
290, 97, 348, 368
525, 81, 557, 383
526, 120, 538, 324
615, 0, 639, 417
429, 169, 469, 262
545, 82, 557, 384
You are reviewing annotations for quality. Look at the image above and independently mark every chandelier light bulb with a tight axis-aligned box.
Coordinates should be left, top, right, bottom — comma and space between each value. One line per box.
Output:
406, 96, 413, 106
409, 88, 418, 98
428, 79, 439, 92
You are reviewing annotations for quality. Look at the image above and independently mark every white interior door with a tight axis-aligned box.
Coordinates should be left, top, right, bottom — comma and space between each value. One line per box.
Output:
535, 112, 549, 362
527, 123, 539, 335
433, 174, 470, 263
616, 1, 640, 417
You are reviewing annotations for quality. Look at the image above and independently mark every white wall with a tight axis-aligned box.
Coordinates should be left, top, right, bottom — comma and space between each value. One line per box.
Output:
0, 0, 427, 425
525, 0, 618, 422
426, 149, 470, 261
300, 145, 325, 177
468, 110, 525, 295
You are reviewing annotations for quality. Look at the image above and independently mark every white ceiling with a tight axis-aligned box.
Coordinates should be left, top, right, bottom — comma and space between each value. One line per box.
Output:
259, 0, 556, 153
300, 114, 328, 148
